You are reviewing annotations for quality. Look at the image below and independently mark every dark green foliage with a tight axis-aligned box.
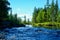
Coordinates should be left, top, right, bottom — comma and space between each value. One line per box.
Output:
9, 12, 22, 25
0, 0, 10, 21
23, 16, 26, 24
32, 0, 60, 24
32, 7, 38, 23
55, 0, 58, 22
26, 19, 31, 25
36, 8, 44, 23
44, 5, 47, 22
51, 0, 55, 22
0, 0, 10, 27
0, 0, 25, 28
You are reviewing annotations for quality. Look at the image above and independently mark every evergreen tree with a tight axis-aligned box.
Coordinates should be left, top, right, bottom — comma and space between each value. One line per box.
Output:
27, 19, 30, 25
58, 10, 60, 22
14, 14, 18, 24
17, 17, 22, 24
23, 16, 26, 24
44, 6, 47, 22
51, 0, 55, 22
14, 14, 17, 21
0, 0, 10, 21
9, 8, 13, 21
55, 0, 58, 22
0, 0, 10, 26
36, 8, 44, 23
32, 7, 38, 23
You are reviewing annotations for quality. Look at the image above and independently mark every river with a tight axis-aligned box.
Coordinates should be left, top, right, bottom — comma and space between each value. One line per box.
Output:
0, 25, 60, 40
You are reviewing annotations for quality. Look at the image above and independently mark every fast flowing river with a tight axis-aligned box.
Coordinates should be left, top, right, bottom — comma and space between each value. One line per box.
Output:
0, 25, 60, 40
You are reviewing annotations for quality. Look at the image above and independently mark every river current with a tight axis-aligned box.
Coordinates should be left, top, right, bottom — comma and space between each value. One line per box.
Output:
0, 25, 60, 40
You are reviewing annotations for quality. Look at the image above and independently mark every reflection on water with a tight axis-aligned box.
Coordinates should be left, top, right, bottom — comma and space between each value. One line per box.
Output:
0, 26, 60, 40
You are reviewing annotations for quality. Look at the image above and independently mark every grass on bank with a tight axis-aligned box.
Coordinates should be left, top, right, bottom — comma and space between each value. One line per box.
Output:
32, 22, 60, 29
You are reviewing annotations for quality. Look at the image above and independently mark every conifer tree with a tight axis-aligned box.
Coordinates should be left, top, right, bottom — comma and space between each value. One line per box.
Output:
51, 0, 55, 22
0, 0, 10, 26
32, 7, 38, 23
55, 0, 58, 22
0, 0, 10, 21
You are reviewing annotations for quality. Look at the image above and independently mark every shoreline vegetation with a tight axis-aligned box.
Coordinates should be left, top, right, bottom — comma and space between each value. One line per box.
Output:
32, 0, 60, 29
32, 22, 60, 29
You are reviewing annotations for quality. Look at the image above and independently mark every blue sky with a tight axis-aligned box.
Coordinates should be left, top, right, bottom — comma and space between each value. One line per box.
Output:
8, 0, 60, 21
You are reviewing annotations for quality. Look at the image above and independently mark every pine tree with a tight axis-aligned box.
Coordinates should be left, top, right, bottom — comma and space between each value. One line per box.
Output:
46, 0, 50, 22
9, 8, 13, 21
44, 5, 47, 22
27, 19, 30, 25
23, 16, 26, 24
0, 0, 10, 26
15, 14, 17, 21
51, 0, 55, 22
55, 0, 58, 22
32, 7, 38, 23
0, 0, 10, 21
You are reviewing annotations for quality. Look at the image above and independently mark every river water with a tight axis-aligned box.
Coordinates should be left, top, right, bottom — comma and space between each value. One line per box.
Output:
0, 25, 60, 40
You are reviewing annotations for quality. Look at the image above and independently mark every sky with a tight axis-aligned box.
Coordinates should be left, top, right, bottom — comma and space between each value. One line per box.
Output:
8, 0, 60, 21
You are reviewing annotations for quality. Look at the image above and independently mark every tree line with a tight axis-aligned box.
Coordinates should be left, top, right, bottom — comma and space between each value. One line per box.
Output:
32, 0, 60, 24
0, 0, 25, 28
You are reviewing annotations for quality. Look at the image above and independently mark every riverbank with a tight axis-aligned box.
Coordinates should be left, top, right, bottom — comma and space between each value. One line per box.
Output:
32, 22, 60, 29
0, 21, 25, 30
